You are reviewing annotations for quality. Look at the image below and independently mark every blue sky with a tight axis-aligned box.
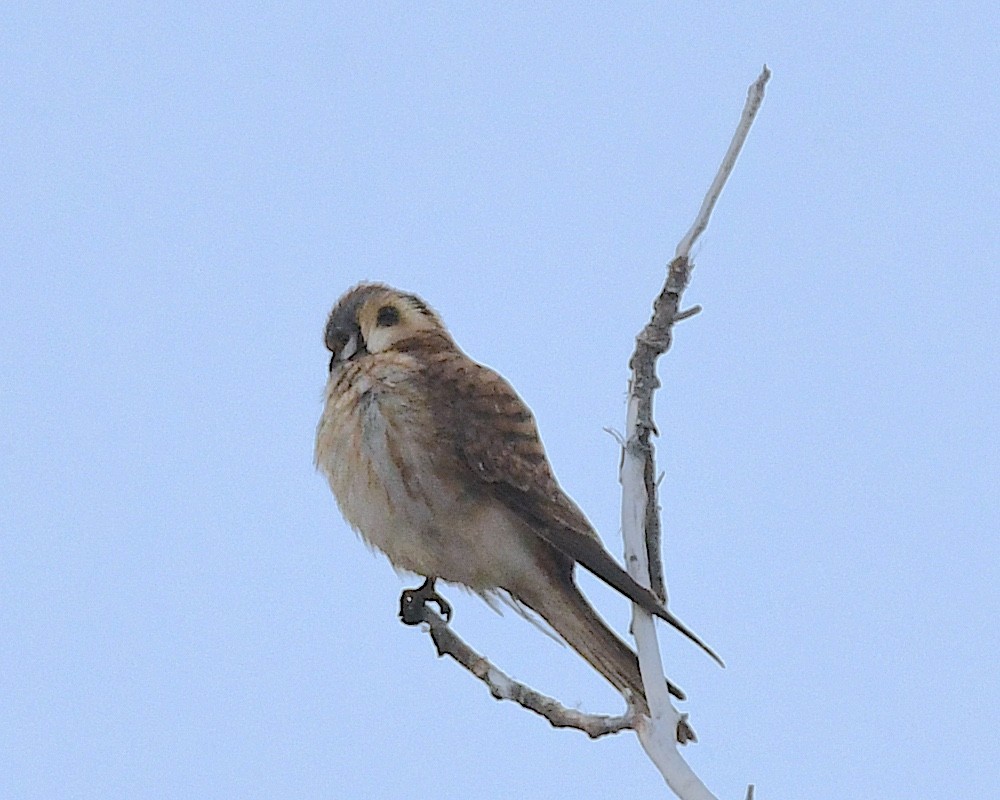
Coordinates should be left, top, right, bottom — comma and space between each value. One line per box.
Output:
2, 3, 997, 798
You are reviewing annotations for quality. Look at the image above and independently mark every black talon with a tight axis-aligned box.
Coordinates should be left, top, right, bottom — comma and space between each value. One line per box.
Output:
399, 577, 453, 625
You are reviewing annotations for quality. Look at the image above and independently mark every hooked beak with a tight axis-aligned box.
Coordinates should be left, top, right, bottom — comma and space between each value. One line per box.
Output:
328, 330, 367, 371
340, 331, 360, 361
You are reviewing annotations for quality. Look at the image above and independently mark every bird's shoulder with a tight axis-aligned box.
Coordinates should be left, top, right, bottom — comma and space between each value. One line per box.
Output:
399, 335, 600, 545
412, 340, 545, 481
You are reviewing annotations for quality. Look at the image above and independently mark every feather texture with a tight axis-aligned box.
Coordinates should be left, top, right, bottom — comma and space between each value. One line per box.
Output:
315, 283, 721, 712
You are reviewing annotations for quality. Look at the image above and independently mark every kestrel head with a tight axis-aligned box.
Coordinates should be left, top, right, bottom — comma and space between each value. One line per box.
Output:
324, 283, 448, 367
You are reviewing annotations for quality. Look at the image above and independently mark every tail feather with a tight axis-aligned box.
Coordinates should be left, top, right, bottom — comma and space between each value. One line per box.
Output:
519, 577, 684, 711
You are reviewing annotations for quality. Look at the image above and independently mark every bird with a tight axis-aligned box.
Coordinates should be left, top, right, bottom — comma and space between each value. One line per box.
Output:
315, 282, 722, 712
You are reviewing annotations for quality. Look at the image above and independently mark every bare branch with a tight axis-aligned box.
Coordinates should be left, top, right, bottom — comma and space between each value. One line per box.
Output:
406, 602, 635, 739
628, 255, 696, 602
622, 397, 717, 799
619, 66, 770, 798
676, 65, 771, 259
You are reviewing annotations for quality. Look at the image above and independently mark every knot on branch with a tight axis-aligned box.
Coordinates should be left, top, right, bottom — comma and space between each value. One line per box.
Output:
665, 255, 692, 290
636, 327, 674, 357
625, 432, 654, 460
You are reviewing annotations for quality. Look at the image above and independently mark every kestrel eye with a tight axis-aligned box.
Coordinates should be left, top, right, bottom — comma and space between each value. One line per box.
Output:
376, 305, 400, 327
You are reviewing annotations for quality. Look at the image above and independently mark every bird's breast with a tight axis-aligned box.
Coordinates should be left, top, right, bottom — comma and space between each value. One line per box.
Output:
315, 355, 498, 583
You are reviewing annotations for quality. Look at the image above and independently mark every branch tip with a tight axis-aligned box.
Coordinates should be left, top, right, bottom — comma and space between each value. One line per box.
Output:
675, 67, 771, 260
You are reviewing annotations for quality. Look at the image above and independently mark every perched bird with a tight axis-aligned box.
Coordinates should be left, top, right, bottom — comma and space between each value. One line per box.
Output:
315, 283, 721, 711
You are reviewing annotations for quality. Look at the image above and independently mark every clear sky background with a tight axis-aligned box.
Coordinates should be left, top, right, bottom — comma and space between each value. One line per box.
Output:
2, 3, 997, 798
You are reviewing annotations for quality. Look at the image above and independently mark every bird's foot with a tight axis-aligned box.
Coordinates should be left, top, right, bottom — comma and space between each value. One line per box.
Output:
399, 577, 453, 625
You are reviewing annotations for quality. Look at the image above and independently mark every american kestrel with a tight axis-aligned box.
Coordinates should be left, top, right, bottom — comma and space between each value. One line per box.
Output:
315, 283, 721, 711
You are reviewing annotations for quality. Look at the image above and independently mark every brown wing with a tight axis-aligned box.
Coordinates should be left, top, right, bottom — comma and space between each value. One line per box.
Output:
412, 338, 722, 665
416, 342, 588, 522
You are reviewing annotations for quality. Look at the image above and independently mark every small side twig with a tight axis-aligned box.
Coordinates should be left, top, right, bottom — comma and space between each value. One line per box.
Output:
674, 305, 703, 322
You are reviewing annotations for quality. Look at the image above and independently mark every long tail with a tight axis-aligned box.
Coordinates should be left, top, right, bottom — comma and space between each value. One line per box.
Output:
537, 522, 724, 667
518, 577, 685, 711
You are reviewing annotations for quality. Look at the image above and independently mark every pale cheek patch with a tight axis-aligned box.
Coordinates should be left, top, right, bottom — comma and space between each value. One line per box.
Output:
363, 327, 393, 353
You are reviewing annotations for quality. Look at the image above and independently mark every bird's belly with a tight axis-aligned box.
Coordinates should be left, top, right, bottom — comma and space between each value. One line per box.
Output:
316, 375, 532, 590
